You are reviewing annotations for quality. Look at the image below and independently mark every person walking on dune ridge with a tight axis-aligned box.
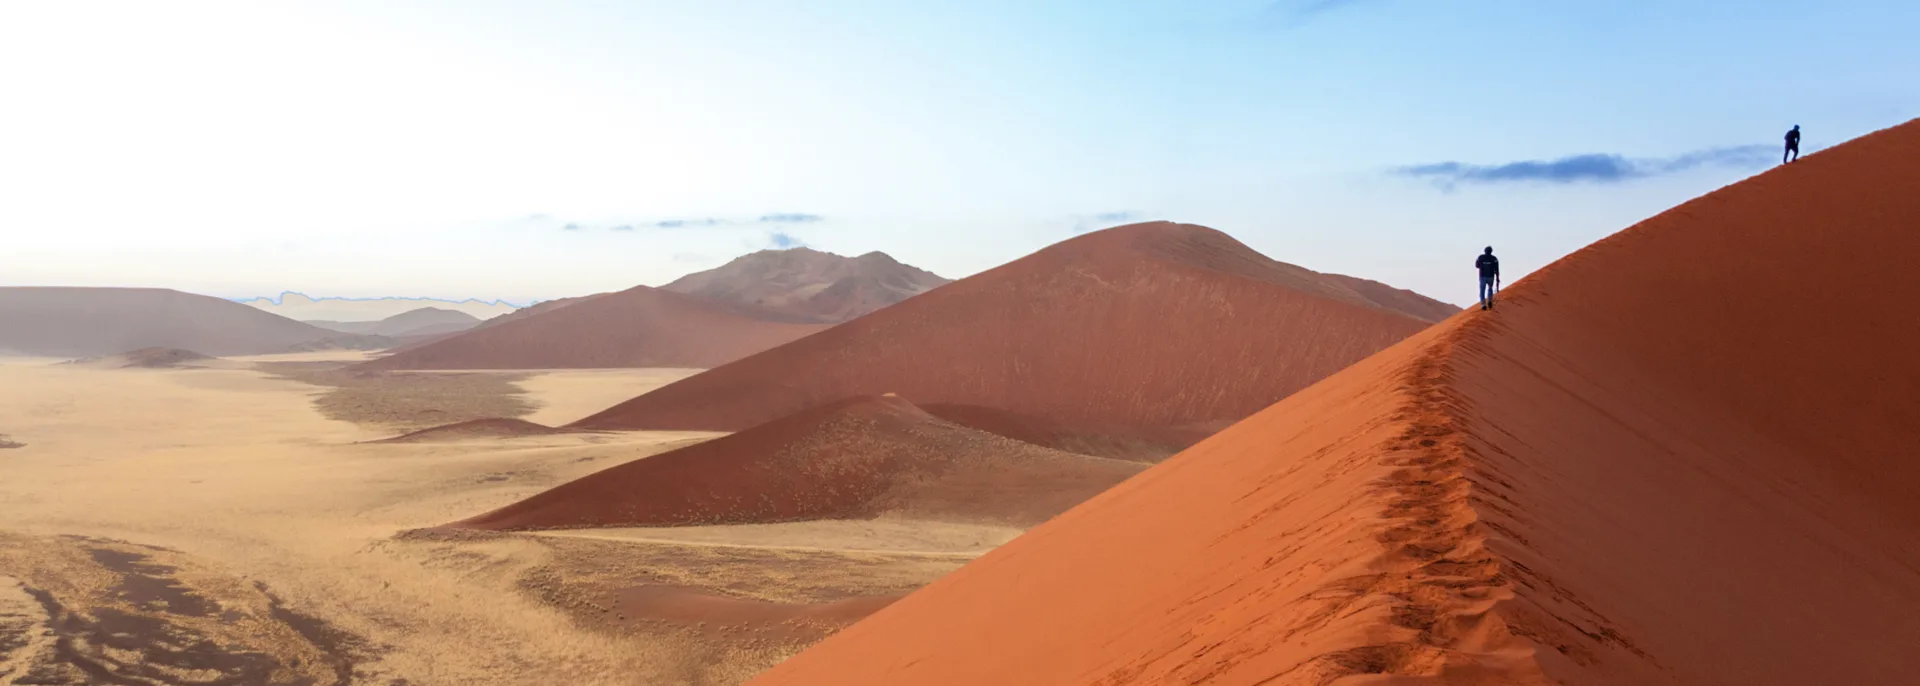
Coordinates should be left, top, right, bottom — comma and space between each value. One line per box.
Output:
1784, 125, 1801, 163
1476, 247, 1500, 310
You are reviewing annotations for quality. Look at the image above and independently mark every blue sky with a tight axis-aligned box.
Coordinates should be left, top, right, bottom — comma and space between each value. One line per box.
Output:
1, 0, 1914, 306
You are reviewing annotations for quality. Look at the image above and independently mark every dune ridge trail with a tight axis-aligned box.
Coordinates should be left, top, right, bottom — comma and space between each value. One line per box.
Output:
747, 120, 1920, 685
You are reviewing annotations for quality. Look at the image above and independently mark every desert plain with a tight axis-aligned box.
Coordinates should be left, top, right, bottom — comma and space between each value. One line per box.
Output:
0, 355, 990, 685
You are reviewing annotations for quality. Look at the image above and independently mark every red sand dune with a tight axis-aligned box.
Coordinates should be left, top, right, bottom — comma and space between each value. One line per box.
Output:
749, 122, 1920, 685
661, 247, 951, 323
0, 287, 382, 357
471, 294, 606, 331
372, 294, 607, 354
370, 418, 569, 443
571, 223, 1447, 454
353, 286, 827, 371
457, 395, 1144, 530
916, 403, 1215, 462
1322, 272, 1463, 322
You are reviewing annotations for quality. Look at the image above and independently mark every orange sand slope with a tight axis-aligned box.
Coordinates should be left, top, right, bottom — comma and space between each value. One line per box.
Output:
458, 395, 1144, 531
573, 223, 1449, 450
750, 121, 1920, 685
354, 285, 827, 371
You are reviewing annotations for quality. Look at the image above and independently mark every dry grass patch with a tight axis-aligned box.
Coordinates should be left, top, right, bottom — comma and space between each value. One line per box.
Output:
257, 361, 536, 431
529, 534, 962, 685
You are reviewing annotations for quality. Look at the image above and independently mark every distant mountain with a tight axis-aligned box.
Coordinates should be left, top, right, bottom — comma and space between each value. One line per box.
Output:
237, 292, 518, 322
661, 247, 950, 323
352, 285, 828, 371
0, 287, 389, 357
304, 307, 482, 337
467, 294, 606, 331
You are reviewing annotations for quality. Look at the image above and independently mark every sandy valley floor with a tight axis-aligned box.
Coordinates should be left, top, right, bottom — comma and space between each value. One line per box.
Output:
0, 356, 989, 685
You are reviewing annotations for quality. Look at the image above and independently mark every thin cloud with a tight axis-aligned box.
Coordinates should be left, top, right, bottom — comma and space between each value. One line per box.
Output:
1072, 210, 1156, 234
1396, 144, 1776, 189
544, 217, 734, 230
767, 231, 806, 249
759, 213, 823, 224
652, 218, 726, 228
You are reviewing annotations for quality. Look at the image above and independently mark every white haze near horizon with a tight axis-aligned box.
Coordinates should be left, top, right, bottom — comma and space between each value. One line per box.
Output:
2, 1, 1914, 308
236, 291, 526, 323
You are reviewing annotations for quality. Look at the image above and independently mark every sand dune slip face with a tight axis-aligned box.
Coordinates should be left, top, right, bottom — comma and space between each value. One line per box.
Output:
354, 285, 827, 371
747, 120, 1920, 685
1320, 273, 1462, 322
459, 395, 1146, 531
573, 222, 1447, 458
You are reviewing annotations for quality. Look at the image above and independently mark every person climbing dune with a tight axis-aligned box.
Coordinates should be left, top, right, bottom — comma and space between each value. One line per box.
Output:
1784, 125, 1801, 163
1476, 247, 1500, 310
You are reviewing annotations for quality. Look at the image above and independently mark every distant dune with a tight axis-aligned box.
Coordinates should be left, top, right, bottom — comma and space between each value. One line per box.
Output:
748, 120, 1920, 685
375, 300, 597, 357
458, 395, 1144, 531
0, 287, 388, 357
353, 285, 828, 371
661, 247, 951, 323
466, 294, 606, 331
238, 291, 519, 321
571, 222, 1445, 455
305, 307, 482, 337
1320, 272, 1462, 321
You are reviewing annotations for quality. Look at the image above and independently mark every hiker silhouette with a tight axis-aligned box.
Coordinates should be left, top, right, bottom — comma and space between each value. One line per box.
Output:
1476, 247, 1500, 310
1784, 125, 1801, 164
